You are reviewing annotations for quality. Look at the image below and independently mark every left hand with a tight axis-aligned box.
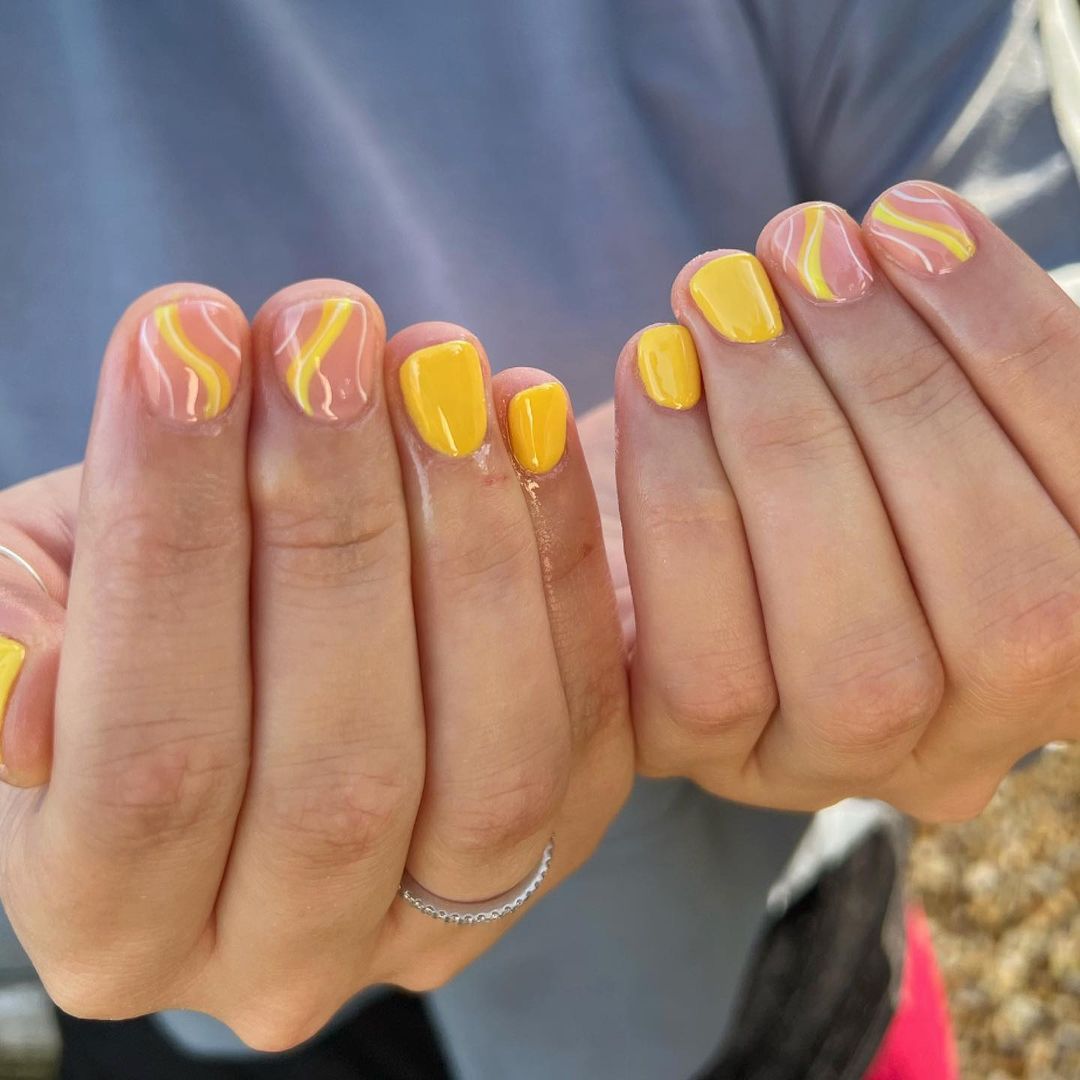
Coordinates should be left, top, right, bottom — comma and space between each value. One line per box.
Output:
599, 181, 1080, 821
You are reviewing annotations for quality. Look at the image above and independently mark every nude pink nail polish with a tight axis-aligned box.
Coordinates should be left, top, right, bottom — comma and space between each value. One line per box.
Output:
868, 182, 976, 275
771, 203, 874, 302
271, 298, 372, 424
138, 300, 243, 423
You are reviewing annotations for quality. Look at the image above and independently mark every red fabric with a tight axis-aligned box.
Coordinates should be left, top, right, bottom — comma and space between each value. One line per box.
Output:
863, 906, 958, 1080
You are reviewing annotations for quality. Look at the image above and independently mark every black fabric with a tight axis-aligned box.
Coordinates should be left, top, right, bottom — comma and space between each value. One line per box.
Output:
56, 991, 453, 1080
698, 825, 907, 1080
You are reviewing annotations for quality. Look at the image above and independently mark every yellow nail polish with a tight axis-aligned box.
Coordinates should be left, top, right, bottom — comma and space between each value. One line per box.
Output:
399, 340, 488, 457
636, 324, 702, 409
689, 253, 783, 343
508, 382, 568, 474
0, 636, 27, 765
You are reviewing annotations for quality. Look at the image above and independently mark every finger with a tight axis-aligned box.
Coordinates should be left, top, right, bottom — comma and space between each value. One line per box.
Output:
216, 281, 423, 999
14, 286, 253, 1007
613, 324, 777, 781
492, 369, 632, 858
759, 202, 1080, 816
864, 181, 1080, 534
385, 325, 571, 903
670, 251, 943, 806
0, 467, 80, 785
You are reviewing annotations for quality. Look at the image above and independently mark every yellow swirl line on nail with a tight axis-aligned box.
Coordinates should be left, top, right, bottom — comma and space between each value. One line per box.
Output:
285, 300, 353, 416
154, 304, 234, 419
798, 206, 836, 300
871, 200, 975, 262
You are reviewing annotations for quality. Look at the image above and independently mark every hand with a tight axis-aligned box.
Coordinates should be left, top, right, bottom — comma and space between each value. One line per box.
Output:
0, 282, 631, 1048
613, 181, 1080, 821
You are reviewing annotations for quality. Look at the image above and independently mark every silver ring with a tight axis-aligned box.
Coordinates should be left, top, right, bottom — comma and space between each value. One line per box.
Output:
0, 545, 47, 594
399, 837, 554, 925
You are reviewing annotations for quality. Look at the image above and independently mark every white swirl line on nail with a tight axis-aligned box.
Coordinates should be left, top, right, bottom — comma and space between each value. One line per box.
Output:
316, 370, 337, 419
140, 320, 177, 418
838, 215, 872, 279
889, 187, 948, 206
879, 230, 934, 272
273, 307, 304, 357
780, 215, 797, 268
185, 368, 200, 418
353, 304, 369, 405
201, 306, 240, 357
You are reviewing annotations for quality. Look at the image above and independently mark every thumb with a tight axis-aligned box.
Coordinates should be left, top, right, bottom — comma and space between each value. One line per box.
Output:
0, 464, 79, 786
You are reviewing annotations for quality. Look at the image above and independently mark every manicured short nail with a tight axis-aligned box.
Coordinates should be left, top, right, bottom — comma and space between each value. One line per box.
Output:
636, 324, 702, 409
0, 636, 26, 763
772, 204, 874, 302
400, 340, 487, 457
689, 253, 783, 343
272, 298, 371, 423
868, 182, 975, 275
508, 382, 568, 474
139, 300, 243, 422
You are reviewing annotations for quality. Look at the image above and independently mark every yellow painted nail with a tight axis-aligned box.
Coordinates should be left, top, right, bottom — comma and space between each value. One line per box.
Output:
508, 382, 568, 474
399, 340, 488, 457
0, 636, 27, 765
636, 324, 702, 409
689, 253, 783, 343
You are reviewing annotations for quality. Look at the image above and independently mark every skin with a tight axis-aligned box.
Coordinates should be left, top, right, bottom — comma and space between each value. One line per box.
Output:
0, 182, 1077, 1044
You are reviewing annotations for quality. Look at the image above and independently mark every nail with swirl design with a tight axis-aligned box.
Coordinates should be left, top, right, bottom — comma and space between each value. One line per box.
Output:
868, 182, 976, 276
139, 300, 243, 423
272, 298, 371, 423
771, 203, 874, 302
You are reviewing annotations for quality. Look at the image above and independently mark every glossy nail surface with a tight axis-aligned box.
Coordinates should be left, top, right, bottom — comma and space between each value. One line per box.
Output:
399, 340, 487, 457
139, 300, 243, 422
0, 636, 26, 761
508, 382, 568, 474
772, 204, 874, 302
272, 298, 371, 423
868, 182, 975, 275
637, 324, 702, 409
690, 253, 783, 343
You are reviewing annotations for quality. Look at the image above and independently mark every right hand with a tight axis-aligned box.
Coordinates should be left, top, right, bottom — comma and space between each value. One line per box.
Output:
0, 281, 632, 1049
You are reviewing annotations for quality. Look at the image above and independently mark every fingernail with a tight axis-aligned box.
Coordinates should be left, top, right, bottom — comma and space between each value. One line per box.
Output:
508, 382, 568, 474
272, 298, 372, 423
636, 324, 702, 409
689, 253, 783, 343
139, 300, 243, 422
868, 182, 976, 275
771, 204, 874, 302
399, 340, 488, 457
0, 636, 26, 763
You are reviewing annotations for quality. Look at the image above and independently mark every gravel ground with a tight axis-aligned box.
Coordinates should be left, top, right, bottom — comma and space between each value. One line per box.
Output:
908, 743, 1079, 1080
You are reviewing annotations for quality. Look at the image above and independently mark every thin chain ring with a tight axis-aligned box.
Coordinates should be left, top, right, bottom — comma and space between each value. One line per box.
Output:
398, 837, 555, 925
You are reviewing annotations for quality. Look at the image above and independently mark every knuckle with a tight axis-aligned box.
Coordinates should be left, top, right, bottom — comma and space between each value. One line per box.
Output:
81, 727, 246, 849
257, 494, 409, 590
994, 297, 1080, 381
857, 339, 964, 422
969, 570, 1080, 696
425, 497, 537, 600
392, 957, 464, 994
653, 649, 777, 742
801, 643, 944, 763
228, 1006, 332, 1054
442, 768, 564, 857
263, 766, 415, 870
735, 406, 855, 473
90, 501, 246, 585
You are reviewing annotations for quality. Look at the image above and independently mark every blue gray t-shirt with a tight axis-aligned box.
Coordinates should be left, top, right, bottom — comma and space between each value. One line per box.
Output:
1, 2, 1078, 1077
